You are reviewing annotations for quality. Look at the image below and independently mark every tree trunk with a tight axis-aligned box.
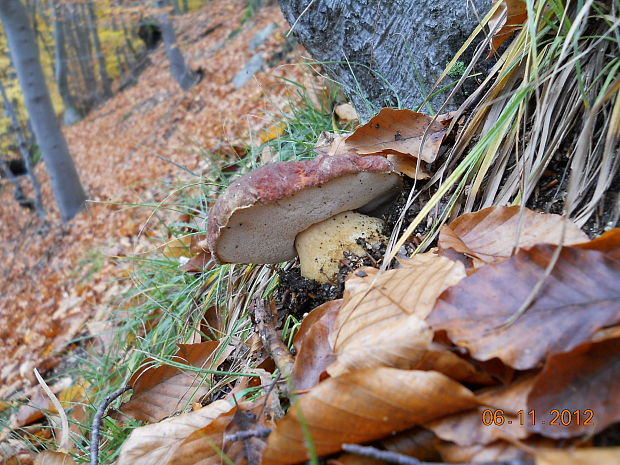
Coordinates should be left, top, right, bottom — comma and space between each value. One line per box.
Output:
66, 4, 98, 107
156, 0, 200, 91
279, 0, 492, 121
53, 2, 81, 125
0, 0, 86, 221
86, 1, 112, 98
0, 80, 45, 217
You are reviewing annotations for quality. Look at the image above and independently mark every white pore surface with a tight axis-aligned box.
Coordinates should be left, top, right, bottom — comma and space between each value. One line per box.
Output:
215, 172, 399, 263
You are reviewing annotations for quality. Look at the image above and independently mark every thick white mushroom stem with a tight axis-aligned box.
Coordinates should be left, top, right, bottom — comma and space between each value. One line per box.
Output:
295, 211, 386, 283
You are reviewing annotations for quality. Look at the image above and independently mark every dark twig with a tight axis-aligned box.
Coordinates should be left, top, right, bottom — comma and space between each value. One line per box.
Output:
341, 444, 534, 465
224, 427, 272, 443
90, 385, 131, 465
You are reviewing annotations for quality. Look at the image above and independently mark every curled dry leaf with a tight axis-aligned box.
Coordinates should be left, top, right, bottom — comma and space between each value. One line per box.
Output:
386, 154, 430, 180
527, 337, 620, 439
429, 244, 620, 370
344, 108, 453, 162
291, 300, 341, 391
438, 206, 587, 269
535, 447, 620, 465
262, 368, 479, 465
328, 252, 466, 376
488, 0, 528, 55
117, 399, 235, 465
120, 341, 223, 422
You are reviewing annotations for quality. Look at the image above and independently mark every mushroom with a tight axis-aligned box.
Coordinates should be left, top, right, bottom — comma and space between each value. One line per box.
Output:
207, 153, 402, 282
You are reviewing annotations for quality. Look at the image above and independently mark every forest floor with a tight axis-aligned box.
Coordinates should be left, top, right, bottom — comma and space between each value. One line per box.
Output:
0, 0, 312, 404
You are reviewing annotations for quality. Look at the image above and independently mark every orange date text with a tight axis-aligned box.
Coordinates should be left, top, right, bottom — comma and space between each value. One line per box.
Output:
481, 409, 594, 426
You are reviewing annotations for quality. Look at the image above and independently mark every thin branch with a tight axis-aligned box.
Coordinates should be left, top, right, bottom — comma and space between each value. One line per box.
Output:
253, 299, 294, 379
224, 427, 272, 443
342, 444, 534, 465
90, 385, 131, 465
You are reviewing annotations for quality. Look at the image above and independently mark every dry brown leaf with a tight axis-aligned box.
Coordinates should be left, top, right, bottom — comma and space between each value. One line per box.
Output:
536, 447, 620, 465
527, 337, 620, 438
314, 131, 351, 157
437, 439, 533, 463
427, 407, 528, 447
224, 400, 274, 465
576, 228, 620, 259
386, 154, 430, 180
414, 343, 496, 385
438, 206, 588, 269
180, 251, 212, 273
15, 387, 49, 427
328, 252, 466, 376
291, 300, 341, 391
477, 373, 536, 412
117, 399, 235, 465
328, 455, 383, 465
379, 428, 441, 462
168, 406, 238, 464
488, 0, 528, 55
262, 368, 479, 465
120, 341, 223, 422
429, 244, 620, 370
33, 451, 77, 465
428, 374, 536, 447
344, 108, 453, 162
329, 429, 442, 465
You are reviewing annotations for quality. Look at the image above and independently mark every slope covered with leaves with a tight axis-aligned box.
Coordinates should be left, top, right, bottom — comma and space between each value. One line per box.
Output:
0, 0, 310, 403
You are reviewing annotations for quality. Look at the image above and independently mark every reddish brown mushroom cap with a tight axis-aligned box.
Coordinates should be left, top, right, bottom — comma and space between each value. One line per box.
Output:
207, 154, 401, 264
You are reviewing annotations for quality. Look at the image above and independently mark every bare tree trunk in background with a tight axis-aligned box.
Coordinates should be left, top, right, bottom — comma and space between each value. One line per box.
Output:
0, 80, 45, 217
170, 0, 181, 14
181, 0, 188, 13
279, 0, 492, 121
86, 0, 112, 98
0, 0, 86, 221
31, 0, 57, 77
53, 2, 81, 125
156, 0, 200, 90
121, 21, 137, 58
65, 4, 98, 106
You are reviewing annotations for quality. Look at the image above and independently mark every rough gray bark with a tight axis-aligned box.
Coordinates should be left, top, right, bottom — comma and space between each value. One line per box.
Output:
53, 2, 81, 125
0, 0, 86, 221
279, 0, 492, 121
0, 80, 45, 217
156, 0, 200, 91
